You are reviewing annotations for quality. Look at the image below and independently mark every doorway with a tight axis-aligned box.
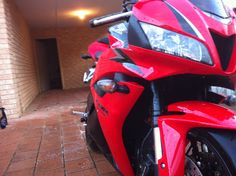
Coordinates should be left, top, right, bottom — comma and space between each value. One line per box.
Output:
35, 38, 62, 92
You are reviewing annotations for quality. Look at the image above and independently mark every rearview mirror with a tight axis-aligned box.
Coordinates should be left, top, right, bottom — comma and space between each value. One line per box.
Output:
123, 0, 137, 3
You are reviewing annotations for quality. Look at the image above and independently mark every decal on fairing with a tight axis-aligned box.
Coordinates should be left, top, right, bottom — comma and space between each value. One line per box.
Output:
111, 49, 154, 78
111, 49, 134, 64
96, 99, 109, 116
165, 1, 204, 41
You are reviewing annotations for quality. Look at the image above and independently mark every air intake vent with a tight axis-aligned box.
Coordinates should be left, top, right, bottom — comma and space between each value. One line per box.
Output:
210, 31, 235, 70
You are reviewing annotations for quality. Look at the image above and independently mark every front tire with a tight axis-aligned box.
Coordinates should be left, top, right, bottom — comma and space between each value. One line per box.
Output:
136, 128, 236, 176
85, 125, 100, 152
185, 129, 235, 176
85, 93, 100, 152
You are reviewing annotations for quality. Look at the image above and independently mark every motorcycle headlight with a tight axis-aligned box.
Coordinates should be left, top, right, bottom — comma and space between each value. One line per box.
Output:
140, 22, 213, 65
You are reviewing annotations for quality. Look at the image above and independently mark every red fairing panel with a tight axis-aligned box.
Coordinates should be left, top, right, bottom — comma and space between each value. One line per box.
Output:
91, 49, 140, 85
121, 46, 223, 80
132, 0, 236, 75
91, 82, 144, 176
157, 101, 236, 176
88, 41, 109, 61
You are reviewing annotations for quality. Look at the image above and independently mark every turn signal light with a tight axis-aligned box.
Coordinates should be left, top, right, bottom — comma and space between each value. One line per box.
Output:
97, 79, 117, 93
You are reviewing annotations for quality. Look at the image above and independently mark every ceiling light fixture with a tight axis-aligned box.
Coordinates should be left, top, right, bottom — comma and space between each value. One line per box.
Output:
70, 9, 94, 20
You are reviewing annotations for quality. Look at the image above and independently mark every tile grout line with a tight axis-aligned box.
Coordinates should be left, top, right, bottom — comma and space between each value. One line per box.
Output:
59, 115, 67, 176
3, 128, 29, 176
88, 150, 100, 176
32, 128, 43, 176
81, 120, 100, 176
3, 144, 19, 175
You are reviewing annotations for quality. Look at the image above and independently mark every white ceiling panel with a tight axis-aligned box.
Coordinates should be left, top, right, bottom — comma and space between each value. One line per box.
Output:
14, 0, 123, 29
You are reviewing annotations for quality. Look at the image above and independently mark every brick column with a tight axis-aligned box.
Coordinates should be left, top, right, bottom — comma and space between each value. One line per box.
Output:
0, 0, 22, 118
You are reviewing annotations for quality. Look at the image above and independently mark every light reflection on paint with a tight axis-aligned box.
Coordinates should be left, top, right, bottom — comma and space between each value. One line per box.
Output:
123, 63, 154, 78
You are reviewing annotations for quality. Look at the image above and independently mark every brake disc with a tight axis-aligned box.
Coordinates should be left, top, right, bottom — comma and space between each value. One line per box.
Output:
185, 156, 203, 176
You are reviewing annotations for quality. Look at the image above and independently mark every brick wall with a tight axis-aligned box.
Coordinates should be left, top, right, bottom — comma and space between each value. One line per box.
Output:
33, 26, 107, 89
0, 0, 39, 118
0, 0, 106, 118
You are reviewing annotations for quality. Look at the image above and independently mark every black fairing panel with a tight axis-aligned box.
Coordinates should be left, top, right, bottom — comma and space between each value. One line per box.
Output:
128, 15, 151, 49
97, 36, 109, 45
210, 31, 235, 70
86, 110, 110, 154
86, 94, 111, 155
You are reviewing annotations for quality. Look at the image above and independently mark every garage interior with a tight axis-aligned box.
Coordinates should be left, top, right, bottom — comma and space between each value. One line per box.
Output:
0, 0, 122, 118
35, 38, 62, 92
0, 1, 125, 174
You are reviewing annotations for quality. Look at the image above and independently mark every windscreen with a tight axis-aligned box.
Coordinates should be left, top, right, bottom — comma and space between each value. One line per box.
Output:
190, 0, 229, 18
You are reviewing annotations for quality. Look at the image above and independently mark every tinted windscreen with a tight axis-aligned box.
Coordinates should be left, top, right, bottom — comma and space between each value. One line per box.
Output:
190, 0, 229, 18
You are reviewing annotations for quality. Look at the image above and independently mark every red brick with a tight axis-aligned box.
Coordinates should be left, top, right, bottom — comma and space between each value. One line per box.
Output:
32, 26, 107, 90
17, 141, 40, 152
40, 142, 61, 152
0, 159, 10, 175
7, 159, 36, 172
13, 151, 38, 162
0, 0, 39, 119
36, 158, 63, 171
95, 160, 116, 175
67, 168, 97, 176
64, 148, 90, 161
64, 142, 86, 153
38, 149, 62, 161
5, 169, 34, 176
90, 152, 106, 162
0, 90, 120, 175
63, 135, 82, 144
65, 157, 94, 173
35, 168, 65, 176
102, 172, 121, 176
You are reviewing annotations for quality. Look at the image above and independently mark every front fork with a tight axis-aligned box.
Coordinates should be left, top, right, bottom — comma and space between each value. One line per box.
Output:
151, 82, 163, 176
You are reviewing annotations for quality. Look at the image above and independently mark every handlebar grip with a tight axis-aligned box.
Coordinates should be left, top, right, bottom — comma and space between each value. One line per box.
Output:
81, 54, 92, 60
89, 11, 133, 27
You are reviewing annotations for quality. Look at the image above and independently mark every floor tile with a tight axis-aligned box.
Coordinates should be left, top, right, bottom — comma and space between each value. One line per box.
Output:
0, 89, 119, 176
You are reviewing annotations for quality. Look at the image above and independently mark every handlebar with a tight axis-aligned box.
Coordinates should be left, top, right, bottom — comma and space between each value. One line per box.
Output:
89, 11, 133, 27
81, 54, 92, 60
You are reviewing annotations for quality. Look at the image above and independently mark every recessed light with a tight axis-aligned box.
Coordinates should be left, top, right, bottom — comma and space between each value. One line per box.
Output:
70, 9, 94, 20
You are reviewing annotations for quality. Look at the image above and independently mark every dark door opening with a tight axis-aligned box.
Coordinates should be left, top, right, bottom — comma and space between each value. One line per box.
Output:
35, 38, 62, 92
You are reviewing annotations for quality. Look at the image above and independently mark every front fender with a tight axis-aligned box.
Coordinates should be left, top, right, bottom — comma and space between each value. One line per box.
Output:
157, 101, 236, 176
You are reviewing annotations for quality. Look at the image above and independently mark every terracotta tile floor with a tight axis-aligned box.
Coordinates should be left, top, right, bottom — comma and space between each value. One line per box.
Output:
0, 88, 119, 176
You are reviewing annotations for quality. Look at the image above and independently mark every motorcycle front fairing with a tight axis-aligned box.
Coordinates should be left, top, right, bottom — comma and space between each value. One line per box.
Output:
88, 39, 109, 61
91, 80, 144, 176
89, 0, 236, 175
157, 101, 236, 176
128, 0, 236, 79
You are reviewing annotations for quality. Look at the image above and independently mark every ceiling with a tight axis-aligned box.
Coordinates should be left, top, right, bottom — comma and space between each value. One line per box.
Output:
14, 0, 235, 29
14, 0, 123, 29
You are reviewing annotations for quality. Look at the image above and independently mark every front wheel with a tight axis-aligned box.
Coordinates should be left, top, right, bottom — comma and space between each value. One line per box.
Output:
136, 128, 236, 176
85, 125, 100, 152
84, 92, 100, 152
185, 129, 234, 176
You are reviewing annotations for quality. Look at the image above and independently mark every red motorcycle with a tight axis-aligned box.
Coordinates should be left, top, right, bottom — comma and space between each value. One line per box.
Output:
80, 0, 236, 175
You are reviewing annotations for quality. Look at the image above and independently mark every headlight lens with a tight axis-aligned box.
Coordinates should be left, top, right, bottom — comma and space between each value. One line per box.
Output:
140, 22, 213, 65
